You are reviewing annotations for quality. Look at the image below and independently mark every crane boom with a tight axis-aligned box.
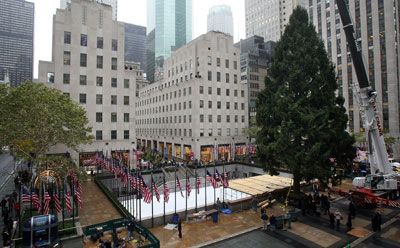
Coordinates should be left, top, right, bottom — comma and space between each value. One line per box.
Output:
336, 0, 392, 175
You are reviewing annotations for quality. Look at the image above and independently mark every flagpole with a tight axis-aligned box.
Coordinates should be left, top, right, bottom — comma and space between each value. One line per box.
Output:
214, 163, 216, 205
163, 172, 166, 225
151, 171, 154, 228
174, 164, 177, 214
195, 163, 198, 212
223, 163, 225, 203
185, 166, 188, 219
204, 164, 207, 211
139, 171, 142, 225
71, 177, 74, 223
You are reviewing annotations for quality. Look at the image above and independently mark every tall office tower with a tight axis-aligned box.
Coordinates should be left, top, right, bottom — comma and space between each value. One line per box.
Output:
207, 5, 234, 37
124, 23, 147, 73
60, 0, 118, 20
245, 0, 306, 42
136, 31, 248, 163
235, 36, 275, 123
39, 0, 139, 160
147, 0, 192, 83
308, 0, 400, 141
0, 0, 34, 86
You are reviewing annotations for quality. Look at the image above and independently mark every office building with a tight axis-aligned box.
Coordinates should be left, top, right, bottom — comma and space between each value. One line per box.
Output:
124, 23, 147, 73
39, 0, 138, 160
207, 5, 234, 37
245, 0, 306, 42
147, 0, 192, 83
308, 0, 400, 141
0, 0, 34, 86
136, 31, 248, 163
60, 0, 118, 20
235, 36, 275, 122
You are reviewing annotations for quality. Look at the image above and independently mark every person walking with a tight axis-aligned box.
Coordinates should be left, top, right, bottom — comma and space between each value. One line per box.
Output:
334, 209, 342, 231
177, 219, 182, 239
329, 211, 335, 229
261, 210, 268, 230
346, 213, 352, 230
376, 212, 382, 232
349, 201, 356, 219
269, 215, 277, 231
127, 219, 135, 240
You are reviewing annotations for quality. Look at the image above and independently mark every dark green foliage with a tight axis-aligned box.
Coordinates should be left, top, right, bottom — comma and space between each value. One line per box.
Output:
256, 7, 355, 193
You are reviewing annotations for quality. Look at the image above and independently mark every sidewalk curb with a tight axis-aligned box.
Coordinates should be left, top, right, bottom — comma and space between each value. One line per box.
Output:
350, 213, 400, 247
191, 225, 262, 248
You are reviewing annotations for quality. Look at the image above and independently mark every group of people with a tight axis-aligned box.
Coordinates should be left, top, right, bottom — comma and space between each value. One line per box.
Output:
299, 193, 331, 217
260, 208, 277, 231
1, 178, 22, 247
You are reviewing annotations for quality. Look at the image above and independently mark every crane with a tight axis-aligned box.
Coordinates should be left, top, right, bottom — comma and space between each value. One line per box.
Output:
336, 0, 399, 198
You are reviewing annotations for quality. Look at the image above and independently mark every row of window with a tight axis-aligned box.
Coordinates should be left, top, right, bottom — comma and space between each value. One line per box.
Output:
136, 127, 244, 137
96, 112, 130, 123
78, 93, 130, 105
63, 51, 118, 70
64, 31, 118, 51
207, 71, 238, 83
62, 74, 130, 88
137, 114, 246, 125
95, 130, 129, 140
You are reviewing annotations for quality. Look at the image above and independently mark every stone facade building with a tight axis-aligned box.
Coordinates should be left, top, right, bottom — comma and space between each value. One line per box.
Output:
136, 31, 249, 163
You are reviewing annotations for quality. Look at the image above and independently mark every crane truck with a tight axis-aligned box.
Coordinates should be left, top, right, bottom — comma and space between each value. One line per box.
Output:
336, 0, 400, 207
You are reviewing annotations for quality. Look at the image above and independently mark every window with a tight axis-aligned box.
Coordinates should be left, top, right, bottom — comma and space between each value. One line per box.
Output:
217, 88, 221, 95
208, 87, 212, 94
242, 115, 245, 123
112, 39, 118, 51
47, 73, 54, 83
97, 56, 103, 68
96, 77, 103, 86
111, 113, 117, 122
200, 114, 204, 123
217, 115, 221, 123
79, 93, 86, 104
80, 75, 87, 85
111, 95, 117, 105
234, 74, 238, 84
217, 101, 221, 109
226, 115, 230, 123
208, 101, 212, 108
189, 87, 192, 95
218, 128, 222, 136
189, 101, 192, 108
235, 115, 238, 123
63, 74, 70, 84
226, 89, 230, 96
63, 92, 69, 97
208, 128, 213, 136
124, 96, 129, 105
96, 130, 102, 140
226, 102, 230, 109
111, 58, 117, 70
225, 59, 229, 68
124, 130, 129, 139
96, 94, 103, 104
80, 34, 87, 46
217, 58, 221, 67
217, 72, 221, 82
63, 51, 71, 65
111, 130, 117, 140
96, 112, 103, 122
97, 37, 103, 49
111, 78, 117, 87
225, 73, 229, 83
208, 115, 213, 123
124, 113, 129, 122
241, 103, 245, 110
124, 79, 129, 88
64, 31, 71, 44
241, 90, 245, 97
200, 100, 204, 108
234, 90, 238, 97
207, 56, 212, 65
208, 71, 212, 81
234, 61, 237, 70
199, 86, 204, 94
227, 128, 231, 136
80, 53, 87, 67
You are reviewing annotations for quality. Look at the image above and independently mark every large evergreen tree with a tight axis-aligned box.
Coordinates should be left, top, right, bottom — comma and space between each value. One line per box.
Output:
256, 7, 355, 194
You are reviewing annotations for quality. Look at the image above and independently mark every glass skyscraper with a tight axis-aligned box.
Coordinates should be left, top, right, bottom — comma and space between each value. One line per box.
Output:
0, 0, 34, 86
147, 0, 192, 82
124, 23, 147, 73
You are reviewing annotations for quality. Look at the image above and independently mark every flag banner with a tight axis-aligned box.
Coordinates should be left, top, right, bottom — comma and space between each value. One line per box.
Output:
65, 191, 72, 212
186, 178, 192, 197
215, 170, 222, 187
141, 177, 152, 204
223, 171, 229, 188
196, 176, 201, 194
54, 193, 61, 213
152, 177, 160, 202
206, 170, 217, 188
176, 176, 184, 198
163, 182, 170, 203
43, 191, 51, 215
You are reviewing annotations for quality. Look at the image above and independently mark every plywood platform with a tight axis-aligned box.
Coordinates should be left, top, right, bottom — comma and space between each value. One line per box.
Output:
229, 174, 293, 196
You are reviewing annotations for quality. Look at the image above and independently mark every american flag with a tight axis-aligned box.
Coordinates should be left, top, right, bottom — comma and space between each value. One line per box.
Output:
196, 176, 201, 194
43, 191, 51, 215
206, 170, 217, 188
65, 191, 72, 212
75, 187, 82, 208
54, 193, 61, 213
142, 179, 152, 204
215, 170, 222, 187
152, 178, 160, 202
223, 171, 229, 188
32, 192, 41, 211
186, 178, 192, 197
163, 182, 170, 203
176, 176, 184, 198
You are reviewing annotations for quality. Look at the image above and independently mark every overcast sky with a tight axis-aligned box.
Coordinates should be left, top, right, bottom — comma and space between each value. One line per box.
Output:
31, 0, 245, 78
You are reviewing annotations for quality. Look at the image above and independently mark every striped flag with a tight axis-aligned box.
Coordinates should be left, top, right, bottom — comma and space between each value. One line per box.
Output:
163, 182, 170, 203
54, 193, 61, 213
152, 178, 160, 202
186, 178, 192, 197
142, 179, 152, 204
215, 170, 221, 187
22, 193, 31, 203
196, 176, 201, 194
65, 191, 72, 212
75, 187, 82, 208
223, 171, 229, 188
207, 170, 217, 188
32, 192, 41, 211
176, 176, 184, 198
43, 191, 51, 215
